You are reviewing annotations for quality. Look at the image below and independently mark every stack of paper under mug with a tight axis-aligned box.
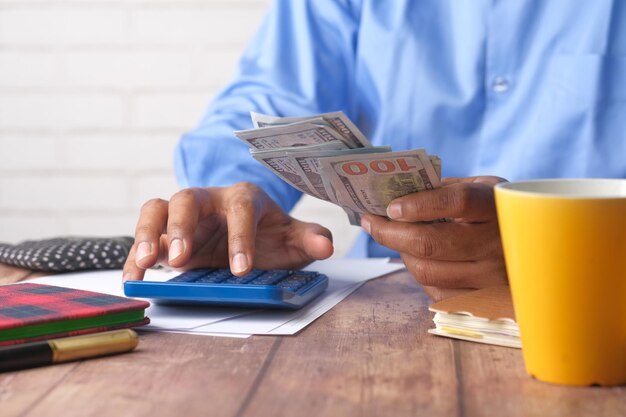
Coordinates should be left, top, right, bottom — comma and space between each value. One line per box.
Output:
0, 283, 149, 346
428, 286, 520, 348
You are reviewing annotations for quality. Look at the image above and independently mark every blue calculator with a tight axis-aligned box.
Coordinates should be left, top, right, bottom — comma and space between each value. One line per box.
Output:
123, 268, 329, 310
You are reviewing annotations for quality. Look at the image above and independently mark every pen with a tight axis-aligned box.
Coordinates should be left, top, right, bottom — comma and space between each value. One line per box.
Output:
0, 329, 139, 372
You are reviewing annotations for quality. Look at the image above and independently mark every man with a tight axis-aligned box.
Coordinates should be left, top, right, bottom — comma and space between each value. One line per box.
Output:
123, 0, 626, 300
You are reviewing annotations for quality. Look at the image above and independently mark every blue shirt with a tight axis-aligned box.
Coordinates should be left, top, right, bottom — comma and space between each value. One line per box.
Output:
175, 0, 626, 257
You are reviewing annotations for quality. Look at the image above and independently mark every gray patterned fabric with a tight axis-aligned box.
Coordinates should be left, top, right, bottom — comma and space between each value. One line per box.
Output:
0, 237, 134, 272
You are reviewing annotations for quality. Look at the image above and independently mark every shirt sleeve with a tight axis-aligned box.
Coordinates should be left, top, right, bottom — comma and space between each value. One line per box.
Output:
175, 0, 361, 212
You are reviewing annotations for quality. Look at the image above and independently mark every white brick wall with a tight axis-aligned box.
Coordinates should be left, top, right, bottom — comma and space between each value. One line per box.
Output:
0, 0, 359, 257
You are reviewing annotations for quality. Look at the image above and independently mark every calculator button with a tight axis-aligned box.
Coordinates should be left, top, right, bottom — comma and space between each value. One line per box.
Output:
167, 268, 324, 295
224, 269, 266, 284
276, 281, 301, 291
249, 270, 290, 285
169, 269, 215, 282
196, 269, 233, 283
276, 273, 316, 292
278, 272, 318, 291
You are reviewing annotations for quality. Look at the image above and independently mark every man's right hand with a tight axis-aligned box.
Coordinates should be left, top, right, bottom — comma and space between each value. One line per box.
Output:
122, 182, 334, 281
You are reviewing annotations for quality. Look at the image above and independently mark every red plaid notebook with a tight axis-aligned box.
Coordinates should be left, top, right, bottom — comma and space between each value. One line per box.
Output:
0, 283, 149, 346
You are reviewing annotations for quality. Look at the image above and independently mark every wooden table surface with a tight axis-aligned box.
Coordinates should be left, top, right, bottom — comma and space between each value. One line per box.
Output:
1, 263, 625, 417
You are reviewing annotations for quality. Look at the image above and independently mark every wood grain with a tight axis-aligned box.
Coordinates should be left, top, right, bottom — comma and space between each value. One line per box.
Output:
238, 273, 459, 417
16, 332, 276, 417
1, 262, 626, 417
459, 339, 626, 417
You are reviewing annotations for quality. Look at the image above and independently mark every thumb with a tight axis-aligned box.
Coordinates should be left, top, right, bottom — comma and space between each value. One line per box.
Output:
298, 223, 334, 260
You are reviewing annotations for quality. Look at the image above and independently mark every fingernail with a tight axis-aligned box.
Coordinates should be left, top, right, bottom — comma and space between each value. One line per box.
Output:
169, 238, 184, 262
232, 252, 248, 274
387, 203, 402, 219
361, 217, 371, 234
136, 241, 152, 262
122, 273, 131, 282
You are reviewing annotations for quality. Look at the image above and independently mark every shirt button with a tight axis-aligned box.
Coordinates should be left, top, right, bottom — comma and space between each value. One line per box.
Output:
492, 76, 509, 93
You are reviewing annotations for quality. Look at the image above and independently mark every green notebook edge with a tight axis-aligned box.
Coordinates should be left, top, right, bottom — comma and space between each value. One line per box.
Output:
0, 309, 146, 342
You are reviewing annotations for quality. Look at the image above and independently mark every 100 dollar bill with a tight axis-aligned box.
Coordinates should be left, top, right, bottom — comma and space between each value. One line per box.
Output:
253, 145, 391, 201
250, 111, 371, 148
237, 111, 441, 225
235, 119, 349, 150
319, 150, 441, 224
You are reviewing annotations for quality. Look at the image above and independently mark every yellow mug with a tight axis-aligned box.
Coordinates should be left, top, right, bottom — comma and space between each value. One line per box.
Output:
495, 179, 626, 386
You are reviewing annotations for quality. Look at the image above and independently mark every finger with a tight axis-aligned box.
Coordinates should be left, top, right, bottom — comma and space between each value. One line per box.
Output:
123, 234, 172, 281
122, 244, 146, 281
155, 234, 173, 267
224, 183, 263, 275
166, 188, 210, 268
295, 222, 334, 260
134, 198, 169, 269
400, 252, 507, 289
386, 177, 505, 223
362, 214, 501, 261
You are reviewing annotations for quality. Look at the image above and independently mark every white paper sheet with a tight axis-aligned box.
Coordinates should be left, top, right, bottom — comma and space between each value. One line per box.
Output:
30, 269, 254, 330
29, 259, 405, 338
193, 280, 361, 335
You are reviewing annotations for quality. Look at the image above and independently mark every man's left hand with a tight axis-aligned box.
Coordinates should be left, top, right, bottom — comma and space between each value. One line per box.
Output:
361, 176, 508, 301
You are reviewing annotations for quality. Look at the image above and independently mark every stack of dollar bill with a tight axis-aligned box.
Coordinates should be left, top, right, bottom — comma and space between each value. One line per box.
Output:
235, 111, 441, 225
